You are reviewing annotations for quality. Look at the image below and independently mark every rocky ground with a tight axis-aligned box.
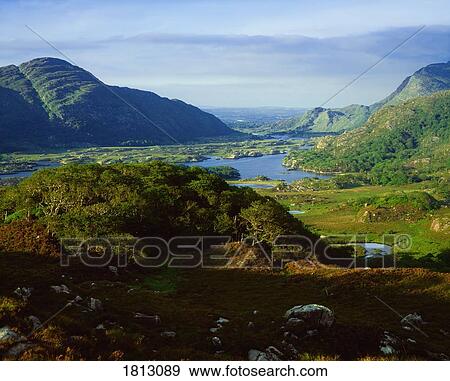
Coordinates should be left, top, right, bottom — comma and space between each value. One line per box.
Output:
0, 252, 449, 360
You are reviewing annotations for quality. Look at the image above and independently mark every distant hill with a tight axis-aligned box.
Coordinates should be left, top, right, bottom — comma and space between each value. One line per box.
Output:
263, 61, 450, 135
0, 57, 235, 151
284, 90, 450, 184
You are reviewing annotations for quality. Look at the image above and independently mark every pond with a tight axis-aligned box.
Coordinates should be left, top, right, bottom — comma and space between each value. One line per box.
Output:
357, 243, 392, 258
184, 153, 329, 183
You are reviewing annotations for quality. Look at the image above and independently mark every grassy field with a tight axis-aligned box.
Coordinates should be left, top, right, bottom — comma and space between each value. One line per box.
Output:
238, 181, 450, 258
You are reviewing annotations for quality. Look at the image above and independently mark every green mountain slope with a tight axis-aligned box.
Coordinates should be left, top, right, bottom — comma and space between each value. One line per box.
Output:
284, 90, 450, 184
263, 61, 450, 135
267, 104, 370, 134
0, 57, 234, 150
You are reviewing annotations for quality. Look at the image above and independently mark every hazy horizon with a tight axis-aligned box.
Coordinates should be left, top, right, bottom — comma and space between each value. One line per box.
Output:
1, 0, 450, 108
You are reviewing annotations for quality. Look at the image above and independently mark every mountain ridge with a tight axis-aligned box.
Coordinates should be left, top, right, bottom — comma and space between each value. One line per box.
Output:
0, 57, 235, 151
261, 61, 450, 135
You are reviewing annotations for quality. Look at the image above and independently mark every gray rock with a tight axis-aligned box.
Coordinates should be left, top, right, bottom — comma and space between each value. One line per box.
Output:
160, 331, 176, 338
134, 313, 161, 324
211, 336, 222, 348
248, 349, 270, 361
51, 284, 70, 294
217, 317, 230, 325
266, 346, 283, 360
26, 316, 42, 330
209, 327, 220, 333
379, 331, 399, 355
89, 298, 103, 312
401, 313, 424, 327
286, 317, 305, 330
247, 322, 255, 329
284, 304, 334, 328
0, 326, 26, 344
14, 287, 32, 301
96, 324, 106, 330
248, 347, 282, 361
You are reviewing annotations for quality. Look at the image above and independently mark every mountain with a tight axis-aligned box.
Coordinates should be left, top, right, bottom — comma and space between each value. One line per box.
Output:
263, 61, 450, 135
284, 90, 450, 184
266, 104, 370, 134
0, 57, 234, 151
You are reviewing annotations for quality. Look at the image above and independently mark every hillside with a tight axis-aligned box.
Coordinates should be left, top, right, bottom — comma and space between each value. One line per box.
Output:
262, 61, 450, 135
0, 58, 234, 151
266, 104, 370, 134
284, 90, 450, 184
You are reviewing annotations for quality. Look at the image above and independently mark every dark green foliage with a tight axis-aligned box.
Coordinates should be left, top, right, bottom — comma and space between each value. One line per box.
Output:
285, 91, 450, 185
0, 57, 233, 151
0, 162, 309, 242
205, 166, 240, 180
354, 192, 440, 211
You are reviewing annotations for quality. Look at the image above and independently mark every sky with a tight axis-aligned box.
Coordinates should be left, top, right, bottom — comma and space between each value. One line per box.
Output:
0, 0, 449, 107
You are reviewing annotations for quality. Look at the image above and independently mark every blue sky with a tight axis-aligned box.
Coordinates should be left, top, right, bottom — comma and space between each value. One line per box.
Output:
0, 0, 449, 107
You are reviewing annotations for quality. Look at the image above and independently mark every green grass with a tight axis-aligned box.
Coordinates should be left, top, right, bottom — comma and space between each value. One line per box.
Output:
257, 181, 450, 257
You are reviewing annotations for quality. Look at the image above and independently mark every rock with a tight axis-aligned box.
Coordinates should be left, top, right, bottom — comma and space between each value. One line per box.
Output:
108, 266, 118, 276
217, 317, 230, 325
0, 326, 26, 344
134, 313, 161, 324
248, 349, 270, 361
26, 316, 42, 330
51, 284, 70, 294
379, 331, 399, 355
209, 327, 220, 333
6, 343, 34, 357
439, 329, 450, 337
253, 310, 259, 315
211, 336, 222, 348
266, 346, 283, 360
89, 298, 103, 312
248, 347, 282, 361
283, 331, 299, 341
96, 324, 106, 330
401, 313, 424, 327
284, 304, 334, 328
286, 317, 305, 330
14, 287, 32, 301
247, 322, 255, 329
160, 331, 176, 338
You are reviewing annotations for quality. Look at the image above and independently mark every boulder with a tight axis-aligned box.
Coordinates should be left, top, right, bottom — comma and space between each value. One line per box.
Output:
26, 316, 42, 331
89, 298, 103, 312
379, 331, 399, 355
51, 284, 70, 294
400, 313, 424, 327
13, 287, 32, 301
284, 304, 334, 328
0, 326, 26, 344
211, 336, 222, 348
134, 313, 161, 325
248, 346, 283, 361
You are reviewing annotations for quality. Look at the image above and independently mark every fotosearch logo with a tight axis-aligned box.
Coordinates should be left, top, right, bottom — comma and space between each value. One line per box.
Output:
59, 234, 410, 270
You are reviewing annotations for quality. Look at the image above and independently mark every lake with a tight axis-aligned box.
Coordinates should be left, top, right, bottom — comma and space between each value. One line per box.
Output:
184, 153, 329, 183
0, 161, 60, 180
